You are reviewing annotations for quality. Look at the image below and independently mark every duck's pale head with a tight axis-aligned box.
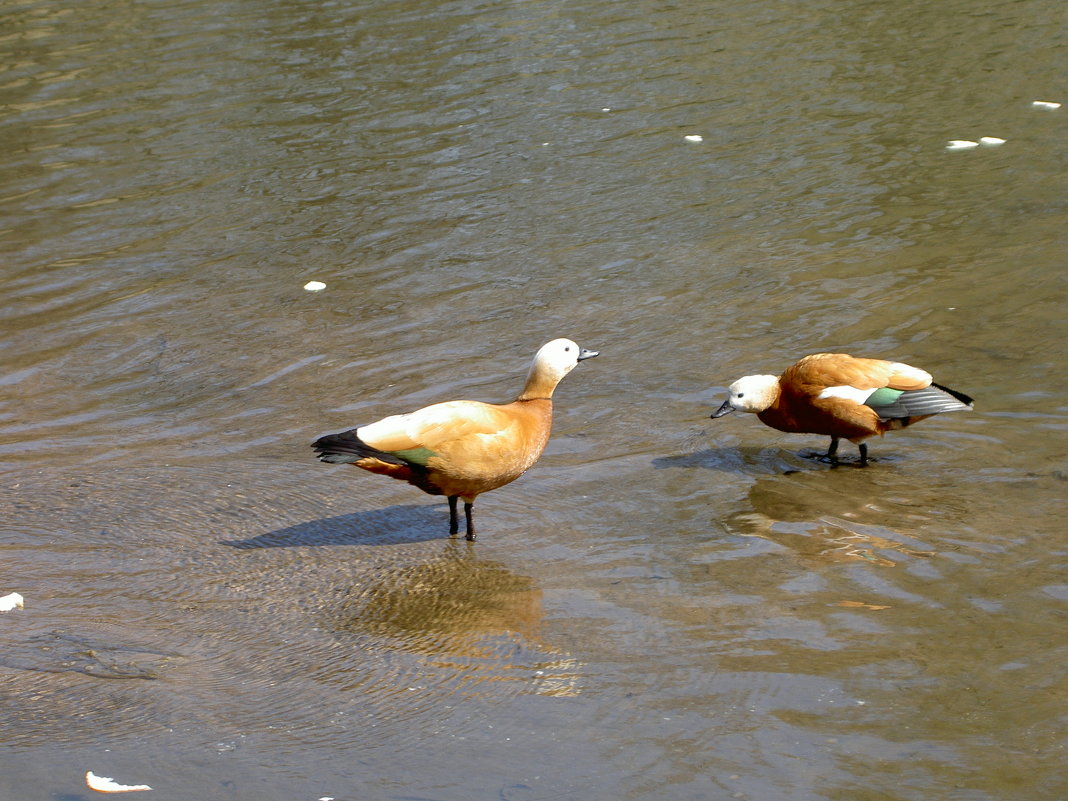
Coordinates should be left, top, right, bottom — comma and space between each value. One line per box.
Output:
536, 337, 598, 376
712, 374, 779, 417
521, 338, 598, 399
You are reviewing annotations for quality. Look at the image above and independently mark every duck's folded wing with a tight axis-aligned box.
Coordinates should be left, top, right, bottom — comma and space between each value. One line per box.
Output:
358, 401, 519, 457
792, 354, 932, 392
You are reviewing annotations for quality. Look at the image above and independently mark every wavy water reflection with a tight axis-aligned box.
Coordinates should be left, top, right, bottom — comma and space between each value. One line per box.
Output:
3, 0, 1067, 798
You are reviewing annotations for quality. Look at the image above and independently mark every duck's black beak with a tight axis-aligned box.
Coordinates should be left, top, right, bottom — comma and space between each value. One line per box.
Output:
577, 348, 598, 361
711, 399, 734, 419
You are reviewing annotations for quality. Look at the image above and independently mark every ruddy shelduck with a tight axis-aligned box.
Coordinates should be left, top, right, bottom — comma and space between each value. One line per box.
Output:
312, 339, 598, 540
711, 353, 974, 465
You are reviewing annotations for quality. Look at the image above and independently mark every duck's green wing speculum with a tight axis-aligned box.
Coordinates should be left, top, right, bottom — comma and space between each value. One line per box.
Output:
390, 446, 437, 466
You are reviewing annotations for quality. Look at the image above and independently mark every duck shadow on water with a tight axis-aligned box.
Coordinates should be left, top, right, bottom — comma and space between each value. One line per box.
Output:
652, 444, 902, 474
220, 502, 449, 549
653, 445, 813, 474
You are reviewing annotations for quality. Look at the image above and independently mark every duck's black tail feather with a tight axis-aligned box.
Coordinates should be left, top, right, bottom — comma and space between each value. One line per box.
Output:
311, 429, 406, 465
931, 383, 974, 409
311, 428, 438, 494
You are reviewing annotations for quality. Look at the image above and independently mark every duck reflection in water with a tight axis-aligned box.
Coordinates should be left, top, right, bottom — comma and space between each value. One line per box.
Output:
729, 472, 937, 567
334, 541, 581, 698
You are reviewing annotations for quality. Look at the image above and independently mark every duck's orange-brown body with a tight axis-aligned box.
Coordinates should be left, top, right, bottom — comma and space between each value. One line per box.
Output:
312, 339, 597, 539
761, 354, 932, 442
346, 398, 554, 500
712, 353, 974, 464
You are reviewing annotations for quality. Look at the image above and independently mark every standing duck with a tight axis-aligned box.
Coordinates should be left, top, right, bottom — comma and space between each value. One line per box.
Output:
312, 338, 598, 540
711, 353, 973, 465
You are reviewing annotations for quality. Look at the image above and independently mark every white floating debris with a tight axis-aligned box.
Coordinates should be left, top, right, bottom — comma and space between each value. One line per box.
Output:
684, 135, 703, 142
85, 771, 152, 793
0, 592, 23, 612
979, 136, 1006, 146
303, 281, 326, 292
946, 140, 979, 150
1032, 100, 1061, 110
601, 107, 611, 112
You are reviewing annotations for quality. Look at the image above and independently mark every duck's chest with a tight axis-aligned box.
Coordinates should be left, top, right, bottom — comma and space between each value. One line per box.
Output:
759, 392, 879, 437
432, 401, 553, 485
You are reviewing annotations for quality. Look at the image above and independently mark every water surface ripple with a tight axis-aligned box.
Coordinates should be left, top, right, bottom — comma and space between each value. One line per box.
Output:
2, 0, 1066, 799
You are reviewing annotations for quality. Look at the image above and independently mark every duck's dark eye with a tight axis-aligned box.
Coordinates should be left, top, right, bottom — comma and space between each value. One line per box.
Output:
737, 393, 745, 398
564, 346, 571, 352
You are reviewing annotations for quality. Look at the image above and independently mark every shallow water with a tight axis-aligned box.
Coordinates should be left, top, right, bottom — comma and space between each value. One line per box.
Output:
2, 0, 1066, 799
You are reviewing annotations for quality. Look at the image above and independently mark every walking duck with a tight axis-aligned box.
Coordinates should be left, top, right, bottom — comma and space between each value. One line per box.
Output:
711, 352, 973, 465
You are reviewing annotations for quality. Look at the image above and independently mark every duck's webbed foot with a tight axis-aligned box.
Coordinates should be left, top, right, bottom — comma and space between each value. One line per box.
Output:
801, 436, 841, 465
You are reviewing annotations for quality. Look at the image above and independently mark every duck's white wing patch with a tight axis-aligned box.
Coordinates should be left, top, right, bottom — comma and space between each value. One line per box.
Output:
818, 385, 873, 404
358, 413, 412, 448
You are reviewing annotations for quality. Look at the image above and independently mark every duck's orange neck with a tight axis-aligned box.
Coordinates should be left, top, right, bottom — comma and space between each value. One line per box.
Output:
517, 369, 561, 400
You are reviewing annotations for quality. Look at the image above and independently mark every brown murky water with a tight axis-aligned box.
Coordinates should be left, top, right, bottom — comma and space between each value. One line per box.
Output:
2, 0, 1066, 799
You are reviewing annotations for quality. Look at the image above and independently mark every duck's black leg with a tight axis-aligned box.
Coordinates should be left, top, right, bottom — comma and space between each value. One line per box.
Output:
464, 501, 476, 542
857, 442, 869, 466
824, 436, 840, 465
448, 495, 460, 536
